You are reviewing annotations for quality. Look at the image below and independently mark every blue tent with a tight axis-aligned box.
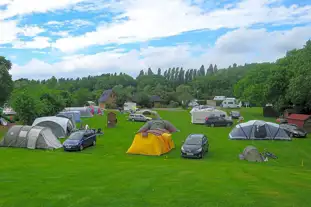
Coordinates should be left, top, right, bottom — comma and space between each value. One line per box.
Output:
58, 111, 81, 123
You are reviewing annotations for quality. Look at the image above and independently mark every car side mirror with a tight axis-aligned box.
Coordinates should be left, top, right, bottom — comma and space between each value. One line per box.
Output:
182, 141, 185, 144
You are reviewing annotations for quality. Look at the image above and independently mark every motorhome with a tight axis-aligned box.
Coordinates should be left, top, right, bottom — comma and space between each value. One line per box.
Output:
124, 102, 137, 112
221, 98, 241, 108
213, 96, 226, 101
191, 108, 228, 124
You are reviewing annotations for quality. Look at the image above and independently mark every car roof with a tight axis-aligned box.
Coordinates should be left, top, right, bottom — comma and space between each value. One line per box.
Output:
187, 134, 205, 139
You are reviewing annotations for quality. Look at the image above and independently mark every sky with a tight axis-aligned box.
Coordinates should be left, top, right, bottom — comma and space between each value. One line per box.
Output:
0, 0, 311, 80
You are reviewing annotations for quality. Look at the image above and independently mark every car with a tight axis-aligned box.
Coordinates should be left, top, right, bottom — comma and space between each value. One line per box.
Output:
205, 116, 233, 127
128, 114, 152, 122
279, 123, 307, 138
230, 111, 241, 119
63, 129, 97, 151
181, 134, 209, 159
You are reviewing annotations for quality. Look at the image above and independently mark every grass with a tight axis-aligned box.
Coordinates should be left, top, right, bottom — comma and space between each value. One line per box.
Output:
1, 107, 311, 207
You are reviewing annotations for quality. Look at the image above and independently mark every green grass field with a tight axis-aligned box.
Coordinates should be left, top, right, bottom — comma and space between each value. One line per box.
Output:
1, 108, 311, 207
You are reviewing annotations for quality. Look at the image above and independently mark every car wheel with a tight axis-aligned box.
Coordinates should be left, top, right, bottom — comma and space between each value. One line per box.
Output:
227, 123, 231, 127
79, 145, 84, 151
210, 124, 215, 127
132, 119, 135, 122
200, 152, 204, 159
289, 133, 293, 138
92, 140, 96, 146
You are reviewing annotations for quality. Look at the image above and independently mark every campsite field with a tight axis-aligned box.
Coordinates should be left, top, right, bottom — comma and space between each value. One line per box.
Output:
1, 108, 311, 207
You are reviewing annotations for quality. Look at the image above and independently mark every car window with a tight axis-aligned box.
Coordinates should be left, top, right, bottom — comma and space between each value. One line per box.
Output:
185, 137, 202, 145
68, 132, 83, 140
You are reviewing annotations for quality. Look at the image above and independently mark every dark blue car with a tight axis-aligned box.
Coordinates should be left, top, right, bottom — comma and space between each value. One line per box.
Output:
63, 130, 97, 151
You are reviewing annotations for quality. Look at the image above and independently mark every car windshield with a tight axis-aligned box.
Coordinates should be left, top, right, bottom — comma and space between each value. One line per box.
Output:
68, 132, 83, 140
185, 136, 202, 145
281, 124, 297, 130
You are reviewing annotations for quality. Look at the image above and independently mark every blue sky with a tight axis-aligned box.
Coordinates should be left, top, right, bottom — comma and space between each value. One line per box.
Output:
0, 0, 311, 79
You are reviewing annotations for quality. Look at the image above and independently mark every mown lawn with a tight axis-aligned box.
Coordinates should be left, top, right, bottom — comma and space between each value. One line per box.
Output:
1, 108, 311, 207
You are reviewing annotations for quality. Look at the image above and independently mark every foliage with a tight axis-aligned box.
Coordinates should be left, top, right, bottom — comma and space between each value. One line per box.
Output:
0, 57, 13, 105
4, 40, 311, 114
10, 89, 38, 125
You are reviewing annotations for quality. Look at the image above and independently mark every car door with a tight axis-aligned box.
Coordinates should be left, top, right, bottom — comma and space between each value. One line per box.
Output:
202, 137, 208, 152
213, 117, 221, 126
83, 132, 92, 146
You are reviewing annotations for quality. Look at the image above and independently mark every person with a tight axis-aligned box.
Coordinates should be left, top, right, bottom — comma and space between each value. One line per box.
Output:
238, 116, 244, 123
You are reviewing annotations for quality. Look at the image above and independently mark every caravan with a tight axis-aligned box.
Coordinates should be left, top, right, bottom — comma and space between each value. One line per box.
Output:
191, 108, 228, 124
221, 98, 241, 108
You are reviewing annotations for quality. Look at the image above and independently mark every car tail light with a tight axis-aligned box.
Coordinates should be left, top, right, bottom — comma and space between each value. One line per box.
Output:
205, 117, 208, 121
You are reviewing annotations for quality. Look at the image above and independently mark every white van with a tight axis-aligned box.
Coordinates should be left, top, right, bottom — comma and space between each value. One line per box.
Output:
221, 98, 240, 108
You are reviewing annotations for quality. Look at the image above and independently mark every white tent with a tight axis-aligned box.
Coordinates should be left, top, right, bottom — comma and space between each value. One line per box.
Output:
229, 120, 291, 140
191, 108, 228, 124
0, 125, 62, 149
32, 116, 74, 138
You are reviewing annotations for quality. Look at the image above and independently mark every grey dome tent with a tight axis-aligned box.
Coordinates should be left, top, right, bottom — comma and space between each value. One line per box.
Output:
239, 146, 264, 162
64, 107, 93, 118
137, 119, 179, 133
229, 120, 291, 140
32, 116, 74, 138
0, 125, 62, 149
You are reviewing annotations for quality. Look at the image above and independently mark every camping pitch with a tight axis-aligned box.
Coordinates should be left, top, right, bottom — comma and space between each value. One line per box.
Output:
0, 125, 62, 149
32, 116, 74, 138
229, 120, 291, 140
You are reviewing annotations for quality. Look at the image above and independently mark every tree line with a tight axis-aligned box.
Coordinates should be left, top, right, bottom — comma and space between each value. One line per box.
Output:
0, 40, 310, 124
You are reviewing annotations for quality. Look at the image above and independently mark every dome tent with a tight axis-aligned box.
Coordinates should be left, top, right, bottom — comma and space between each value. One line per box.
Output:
0, 125, 62, 149
32, 116, 74, 138
229, 120, 291, 140
239, 146, 264, 162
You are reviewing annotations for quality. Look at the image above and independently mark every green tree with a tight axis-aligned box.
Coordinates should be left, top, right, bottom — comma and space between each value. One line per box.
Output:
147, 68, 154, 75
10, 90, 38, 125
0, 64, 14, 105
199, 65, 205, 76
213, 64, 218, 73
157, 68, 161, 76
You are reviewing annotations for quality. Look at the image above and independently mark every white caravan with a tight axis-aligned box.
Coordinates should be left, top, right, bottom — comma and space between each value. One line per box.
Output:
124, 102, 137, 112
191, 108, 228, 124
221, 98, 241, 108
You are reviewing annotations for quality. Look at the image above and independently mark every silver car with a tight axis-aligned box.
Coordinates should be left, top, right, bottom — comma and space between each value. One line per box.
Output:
128, 114, 152, 122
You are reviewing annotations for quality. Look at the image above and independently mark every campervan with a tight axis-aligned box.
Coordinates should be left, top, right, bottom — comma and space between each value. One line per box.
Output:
191, 108, 228, 124
213, 96, 226, 101
124, 102, 137, 112
221, 98, 241, 108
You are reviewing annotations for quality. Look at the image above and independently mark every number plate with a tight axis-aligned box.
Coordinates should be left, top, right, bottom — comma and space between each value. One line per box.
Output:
187, 153, 193, 155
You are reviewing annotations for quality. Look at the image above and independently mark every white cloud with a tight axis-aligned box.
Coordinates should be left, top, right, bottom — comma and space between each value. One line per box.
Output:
10, 25, 311, 79
46, 19, 93, 27
0, 0, 86, 20
0, 20, 45, 44
20, 26, 45, 37
13, 37, 51, 49
50, 31, 70, 37
0, 20, 20, 44
51, 0, 311, 53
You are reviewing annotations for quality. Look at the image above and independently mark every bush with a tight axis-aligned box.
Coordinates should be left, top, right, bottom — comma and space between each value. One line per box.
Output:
105, 103, 116, 109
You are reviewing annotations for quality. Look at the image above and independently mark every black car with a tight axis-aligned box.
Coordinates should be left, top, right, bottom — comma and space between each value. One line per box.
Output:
181, 134, 209, 159
63, 129, 97, 151
230, 111, 241, 119
280, 124, 307, 138
205, 116, 233, 127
